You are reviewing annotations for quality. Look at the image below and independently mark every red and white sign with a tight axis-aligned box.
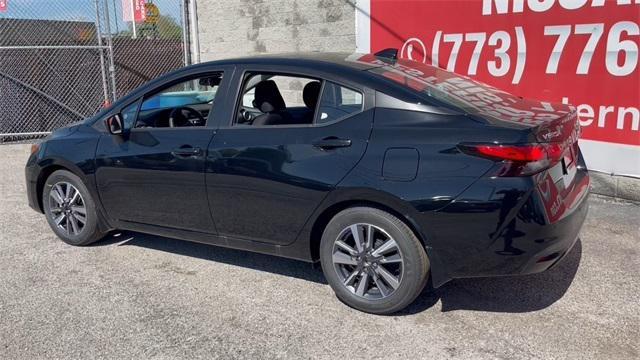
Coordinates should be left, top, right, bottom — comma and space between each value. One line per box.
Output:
357, 0, 640, 177
0, 0, 7, 13
122, 0, 146, 23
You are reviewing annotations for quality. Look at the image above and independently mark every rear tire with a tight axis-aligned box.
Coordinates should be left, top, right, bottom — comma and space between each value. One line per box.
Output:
319, 207, 430, 314
42, 170, 106, 246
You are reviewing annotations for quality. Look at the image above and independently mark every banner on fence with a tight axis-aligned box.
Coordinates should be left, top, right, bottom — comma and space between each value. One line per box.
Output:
122, 0, 146, 23
358, 0, 640, 177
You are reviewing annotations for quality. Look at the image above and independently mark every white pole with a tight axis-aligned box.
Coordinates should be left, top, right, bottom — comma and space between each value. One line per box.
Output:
130, 0, 137, 39
180, 0, 189, 66
188, 0, 200, 63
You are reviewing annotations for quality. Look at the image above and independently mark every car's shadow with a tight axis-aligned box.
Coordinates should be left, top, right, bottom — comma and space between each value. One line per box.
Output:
400, 239, 583, 315
95, 232, 582, 314
95, 231, 328, 284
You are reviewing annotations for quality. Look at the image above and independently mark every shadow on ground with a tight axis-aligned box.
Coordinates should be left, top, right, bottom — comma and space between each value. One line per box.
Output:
402, 239, 582, 314
95, 231, 328, 284
95, 232, 582, 315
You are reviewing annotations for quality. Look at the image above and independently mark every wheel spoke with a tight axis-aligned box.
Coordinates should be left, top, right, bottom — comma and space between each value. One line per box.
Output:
343, 269, 360, 286
365, 224, 374, 250
355, 272, 370, 296
65, 183, 72, 199
73, 213, 87, 224
71, 205, 86, 215
351, 224, 364, 252
64, 216, 71, 234
335, 240, 357, 256
69, 214, 80, 234
379, 253, 402, 264
374, 265, 400, 290
54, 213, 66, 225
332, 251, 358, 266
50, 207, 63, 214
371, 239, 398, 257
54, 184, 65, 201
50, 188, 64, 205
69, 189, 80, 204
373, 272, 391, 297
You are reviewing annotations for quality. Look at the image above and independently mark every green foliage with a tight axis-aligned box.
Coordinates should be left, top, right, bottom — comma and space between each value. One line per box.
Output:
115, 15, 182, 40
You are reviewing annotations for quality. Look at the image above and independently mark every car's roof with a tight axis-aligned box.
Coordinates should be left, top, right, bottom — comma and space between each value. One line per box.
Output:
193, 52, 384, 72
99, 52, 425, 118
183, 52, 424, 103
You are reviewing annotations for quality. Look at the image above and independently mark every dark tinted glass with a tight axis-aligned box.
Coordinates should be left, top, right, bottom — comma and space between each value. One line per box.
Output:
316, 82, 363, 124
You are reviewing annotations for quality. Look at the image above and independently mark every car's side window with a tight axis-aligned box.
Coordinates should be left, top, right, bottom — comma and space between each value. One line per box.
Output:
134, 72, 223, 129
235, 72, 321, 127
315, 82, 363, 125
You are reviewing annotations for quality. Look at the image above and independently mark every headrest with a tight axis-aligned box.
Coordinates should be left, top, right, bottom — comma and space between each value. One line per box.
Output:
252, 80, 286, 113
303, 81, 321, 109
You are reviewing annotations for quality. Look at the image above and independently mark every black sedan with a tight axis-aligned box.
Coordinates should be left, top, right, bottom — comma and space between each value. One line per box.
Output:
26, 52, 589, 314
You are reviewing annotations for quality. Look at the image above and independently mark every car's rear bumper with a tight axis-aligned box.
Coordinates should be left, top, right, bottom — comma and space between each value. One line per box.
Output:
426, 165, 590, 284
517, 186, 588, 275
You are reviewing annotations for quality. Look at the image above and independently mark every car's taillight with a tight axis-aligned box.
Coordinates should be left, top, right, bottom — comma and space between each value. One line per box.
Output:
458, 143, 564, 176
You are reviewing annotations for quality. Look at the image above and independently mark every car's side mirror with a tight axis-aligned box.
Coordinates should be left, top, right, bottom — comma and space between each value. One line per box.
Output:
106, 114, 124, 135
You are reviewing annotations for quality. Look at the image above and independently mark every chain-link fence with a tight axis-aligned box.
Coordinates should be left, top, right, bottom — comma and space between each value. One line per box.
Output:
0, 0, 190, 142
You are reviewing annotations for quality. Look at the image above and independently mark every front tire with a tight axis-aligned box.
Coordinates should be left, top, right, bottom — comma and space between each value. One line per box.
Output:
319, 207, 430, 314
42, 170, 106, 246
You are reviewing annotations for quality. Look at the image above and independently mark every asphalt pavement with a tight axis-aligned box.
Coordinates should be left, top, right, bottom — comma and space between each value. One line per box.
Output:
1, 144, 638, 359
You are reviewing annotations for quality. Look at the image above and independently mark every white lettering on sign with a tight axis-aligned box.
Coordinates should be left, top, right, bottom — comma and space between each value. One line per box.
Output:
544, 22, 638, 76
618, 107, 640, 130
482, 0, 640, 15
563, 97, 639, 131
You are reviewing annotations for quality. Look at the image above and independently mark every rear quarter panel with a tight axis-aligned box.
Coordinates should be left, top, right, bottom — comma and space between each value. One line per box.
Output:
334, 108, 532, 285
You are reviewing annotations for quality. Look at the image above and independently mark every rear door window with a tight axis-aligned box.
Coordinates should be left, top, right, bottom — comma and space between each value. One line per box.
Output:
315, 82, 363, 125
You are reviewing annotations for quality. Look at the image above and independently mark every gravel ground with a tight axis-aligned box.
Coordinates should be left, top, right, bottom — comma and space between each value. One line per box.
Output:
1, 144, 639, 359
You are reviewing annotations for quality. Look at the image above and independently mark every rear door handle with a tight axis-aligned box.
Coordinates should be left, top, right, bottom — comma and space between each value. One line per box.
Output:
312, 137, 352, 149
172, 146, 202, 157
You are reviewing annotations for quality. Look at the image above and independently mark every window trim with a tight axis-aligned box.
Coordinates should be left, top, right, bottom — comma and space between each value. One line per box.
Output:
121, 98, 143, 131
224, 69, 366, 130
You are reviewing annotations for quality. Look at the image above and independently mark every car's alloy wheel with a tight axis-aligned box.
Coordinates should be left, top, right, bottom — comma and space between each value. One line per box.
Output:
320, 207, 430, 314
43, 170, 106, 246
331, 223, 404, 299
48, 182, 87, 236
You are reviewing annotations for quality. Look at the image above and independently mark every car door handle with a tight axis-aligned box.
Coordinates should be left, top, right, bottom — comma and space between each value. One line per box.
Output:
172, 146, 202, 157
312, 137, 352, 149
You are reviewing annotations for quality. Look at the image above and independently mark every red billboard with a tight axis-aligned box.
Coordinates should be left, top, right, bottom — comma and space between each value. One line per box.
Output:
361, 0, 639, 176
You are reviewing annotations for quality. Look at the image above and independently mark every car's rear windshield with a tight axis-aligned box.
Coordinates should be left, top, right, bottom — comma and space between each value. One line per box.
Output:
366, 59, 516, 115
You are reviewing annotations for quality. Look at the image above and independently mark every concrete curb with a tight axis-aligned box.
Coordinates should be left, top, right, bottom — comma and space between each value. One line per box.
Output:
589, 171, 640, 202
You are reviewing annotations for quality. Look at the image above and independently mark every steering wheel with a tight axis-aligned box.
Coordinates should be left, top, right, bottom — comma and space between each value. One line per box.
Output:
238, 108, 255, 124
168, 106, 206, 128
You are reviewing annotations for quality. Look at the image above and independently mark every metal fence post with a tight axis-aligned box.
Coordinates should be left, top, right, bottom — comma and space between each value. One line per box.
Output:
188, 0, 200, 64
102, 0, 118, 101
181, 0, 191, 67
94, 0, 110, 106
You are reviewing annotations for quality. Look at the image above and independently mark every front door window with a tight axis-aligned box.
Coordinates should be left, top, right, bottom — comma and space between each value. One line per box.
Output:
135, 73, 223, 128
